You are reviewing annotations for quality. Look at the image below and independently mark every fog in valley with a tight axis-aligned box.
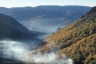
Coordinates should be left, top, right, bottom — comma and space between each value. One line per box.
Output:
19, 19, 65, 33
0, 40, 73, 64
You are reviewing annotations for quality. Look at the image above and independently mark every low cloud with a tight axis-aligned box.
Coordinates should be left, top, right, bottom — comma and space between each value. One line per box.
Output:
0, 40, 73, 64
0, 40, 30, 60
21, 43, 73, 64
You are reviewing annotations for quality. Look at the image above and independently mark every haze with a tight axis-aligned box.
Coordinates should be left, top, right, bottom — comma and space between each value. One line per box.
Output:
0, 0, 96, 8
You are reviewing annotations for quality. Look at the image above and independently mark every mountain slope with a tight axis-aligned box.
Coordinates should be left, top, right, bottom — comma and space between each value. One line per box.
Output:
0, 14, 36, 40
23, 6, 96, 64
45, 6, 96, 64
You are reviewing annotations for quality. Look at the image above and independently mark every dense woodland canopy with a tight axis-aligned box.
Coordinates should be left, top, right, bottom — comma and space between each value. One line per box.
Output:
24, 6, 96, 64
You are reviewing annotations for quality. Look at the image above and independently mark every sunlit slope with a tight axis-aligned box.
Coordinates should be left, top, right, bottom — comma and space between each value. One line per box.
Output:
34, 6, 96, 64
20, 6, 96, 64
45, 6, 96, 64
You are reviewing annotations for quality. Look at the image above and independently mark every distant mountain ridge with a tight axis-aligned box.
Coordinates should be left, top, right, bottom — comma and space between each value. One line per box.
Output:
0, 6, 91, 32
0, 5, 91, 20
35, 5, 91, 11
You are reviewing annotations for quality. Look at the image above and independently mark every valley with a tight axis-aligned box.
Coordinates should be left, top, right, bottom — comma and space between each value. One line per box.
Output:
0, 5, 96, 64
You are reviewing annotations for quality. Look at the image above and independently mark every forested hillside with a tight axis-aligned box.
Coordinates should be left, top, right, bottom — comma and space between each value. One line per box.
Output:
23, 6, 96, 64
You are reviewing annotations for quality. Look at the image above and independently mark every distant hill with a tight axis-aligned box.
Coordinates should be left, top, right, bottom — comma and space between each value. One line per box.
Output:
0, 14, 36, 40
0, 6, 91, 32
23, 6, 96, 64
5, 6, 91, 21
35, 5, 91, 11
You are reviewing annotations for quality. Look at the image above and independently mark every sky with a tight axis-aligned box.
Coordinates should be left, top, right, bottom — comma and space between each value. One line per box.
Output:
0, 0, 96, 8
